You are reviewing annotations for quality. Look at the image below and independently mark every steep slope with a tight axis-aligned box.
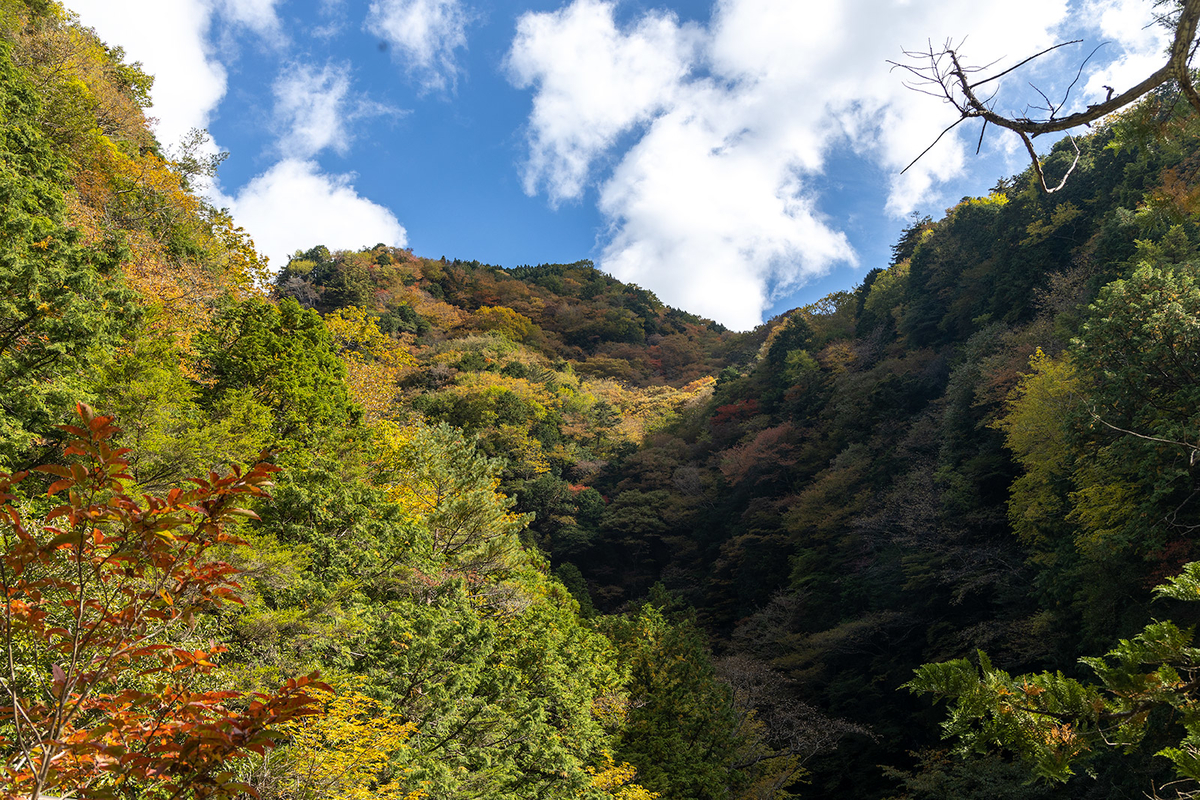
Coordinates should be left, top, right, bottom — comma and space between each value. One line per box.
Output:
0, 4, 852, 799
556, 111, 1200, 797
9, 0, 1200, 797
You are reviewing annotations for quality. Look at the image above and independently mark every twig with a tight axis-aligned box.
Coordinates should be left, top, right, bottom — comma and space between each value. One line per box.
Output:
900, 117, 966, 175
891, 0, 1200, 191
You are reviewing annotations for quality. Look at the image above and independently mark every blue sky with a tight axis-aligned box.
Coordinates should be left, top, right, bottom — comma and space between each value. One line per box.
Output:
66, 0, 1167, 329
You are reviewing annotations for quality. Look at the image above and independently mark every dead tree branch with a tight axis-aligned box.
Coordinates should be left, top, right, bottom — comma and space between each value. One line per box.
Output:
890, 0, 1200, 192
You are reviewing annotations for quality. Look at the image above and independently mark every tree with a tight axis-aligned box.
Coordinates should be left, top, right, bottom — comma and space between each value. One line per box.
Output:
603, 601, 744, 800
0, 404, 325, 799
0, 37, 131, 465
906, 562, 1200, 796
715, 655, 868, 800
195, 297, 359, 442
993, 263, 1200, 640
250, 679, 418, 800
323, 306, 417, 421
473, 305, 536, 342
375, 421, 531, 575
892, 0, 1200, 191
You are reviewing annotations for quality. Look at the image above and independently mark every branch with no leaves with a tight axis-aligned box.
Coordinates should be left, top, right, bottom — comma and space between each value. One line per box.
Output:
1087, 405, 1200, 465
890, 0, 1200, 192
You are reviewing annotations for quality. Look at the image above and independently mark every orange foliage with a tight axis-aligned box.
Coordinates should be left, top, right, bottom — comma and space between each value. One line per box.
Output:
393, 285, 466, 329
719, 424, 797, 485
0, 405, 325, 799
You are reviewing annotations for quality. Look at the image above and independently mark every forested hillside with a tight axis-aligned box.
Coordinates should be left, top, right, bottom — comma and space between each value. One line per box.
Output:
6, 1, 1200, 799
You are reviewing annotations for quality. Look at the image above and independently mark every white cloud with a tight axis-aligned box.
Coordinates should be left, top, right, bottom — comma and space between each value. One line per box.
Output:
65, 0, 226, 148
215, 0, 283, 40
597, 100, 857, 330
507, 0, 701, 203
65, 1, 408, 277
220, 160, 407, 269
1081, 0, 1170, 104
66, 0, 288, 145
366, 0, 469, 92
273, 62, 401, 159
275, 63, 353, 157
508, 0, 1082, 329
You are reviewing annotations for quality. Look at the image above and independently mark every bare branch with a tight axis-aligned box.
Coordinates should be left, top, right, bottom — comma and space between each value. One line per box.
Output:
1055, 42, 1110, 119
892, 0, 1200, 191
967, 39, 1083, 90
1020, 130, 1081, 193
900, 117, 966, 175
1028, 81, 1057, 118
1088, 406, 1200, 462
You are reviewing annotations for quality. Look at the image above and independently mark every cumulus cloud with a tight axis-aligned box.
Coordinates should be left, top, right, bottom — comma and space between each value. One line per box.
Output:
273, 62, 402, 159
508, 0, 1089, 329
222, 160, 407, 268
507, 0, 701, 203
64, 0, 408, 275
67, 0, 292, 143
1081, 0, 1171, 103
275, 63, 353, 157
65, 0, 227, 147
366, 0, 469, 92
596, 93, 857, 330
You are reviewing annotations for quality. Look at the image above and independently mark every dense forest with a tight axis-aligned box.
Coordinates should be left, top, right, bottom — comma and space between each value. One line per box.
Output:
6, 1, 1200, 798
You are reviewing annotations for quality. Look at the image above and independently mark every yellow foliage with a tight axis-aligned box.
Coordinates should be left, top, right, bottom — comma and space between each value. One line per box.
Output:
326, 307, 418, 420
372, 420, 530, 570
995, 349, 1078, 475
586, 376, 715, 444
455, 372, 554, 415
965, 191, 1010, 208
1068, 467, 1141, 558
393, 286, 466, 329
863, 259, 910, 324
0, 7, 276, 359
374, 420, 524, 527
1022, 202, 1081, 247
817, 340, 856, 374
211, 211, 271, 293
490, 422, 552, 475
265, 679, 421, 800
473, 305, 535, 341
583, 751, 659, 800
993, 348, 1081, 546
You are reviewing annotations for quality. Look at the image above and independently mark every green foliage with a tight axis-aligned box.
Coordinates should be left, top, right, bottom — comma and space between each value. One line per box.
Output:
860, 259, 909, 333
908, 562, 1200, 793
225, 417, 636, 800
0, 39, 131, 465
604, 600, 743, 800
195, 296, 359, 442
555, 561, 597, 616
19, 8, 1200, 797
0, 404, 324, 800
377, 420, 531, 573
361, 575, 623, 799
993, 348, 1080, 548
93, 327, 272, 487
1073, 260, 1200, 450
765, 314, 814, 372
990, 260, 1200, 645
881, 749, 1059, 800
906, 652, 1099, 782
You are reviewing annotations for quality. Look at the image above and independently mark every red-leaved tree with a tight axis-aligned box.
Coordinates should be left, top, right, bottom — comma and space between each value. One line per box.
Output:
0, 404, 326, 800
